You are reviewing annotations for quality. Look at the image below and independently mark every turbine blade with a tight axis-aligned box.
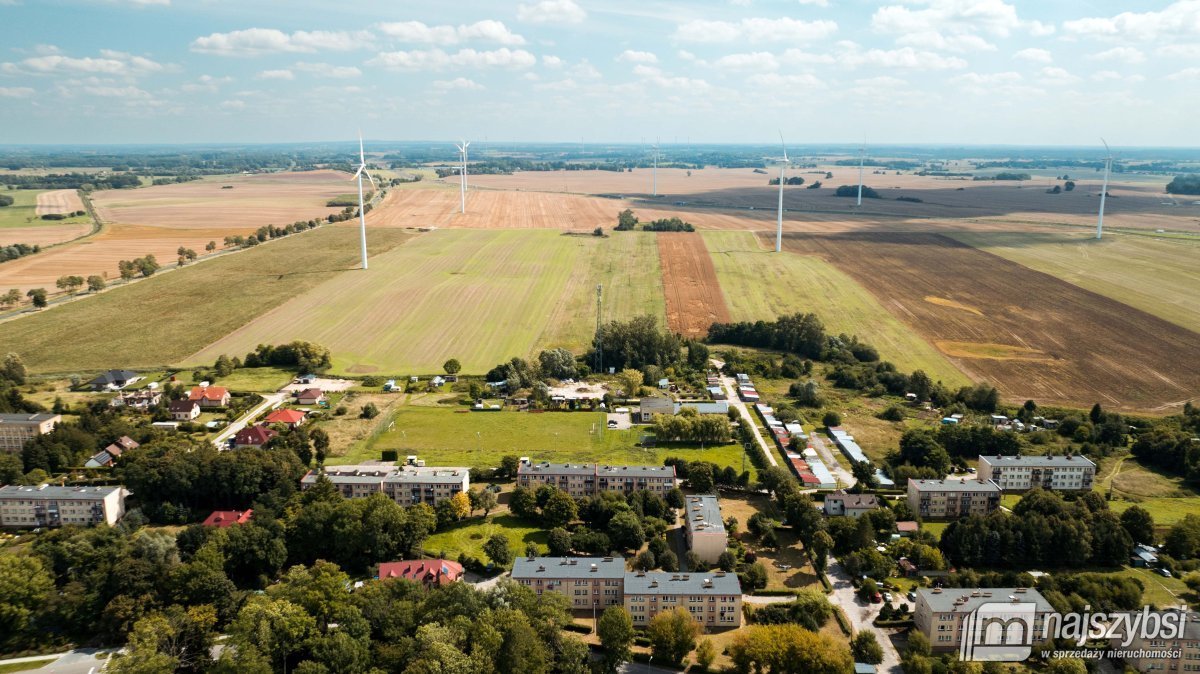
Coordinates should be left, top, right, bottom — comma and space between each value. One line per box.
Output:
365, 171, 377, 188
353, 164, 364, 180
778, 130, 788, 162
1101, 137, 1111, 157
358, 131, 365, 164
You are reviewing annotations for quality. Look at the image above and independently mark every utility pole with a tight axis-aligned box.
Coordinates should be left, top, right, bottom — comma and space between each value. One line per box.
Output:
595, 284, 604, 375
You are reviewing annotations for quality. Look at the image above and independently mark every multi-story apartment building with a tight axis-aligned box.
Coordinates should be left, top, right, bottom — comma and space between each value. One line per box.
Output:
1109, 609, 1200, 674
0, 484, 128, 528
511, 556, 626, 611
907, 479, 1001, 520
0, 413, 60, 452
914, 587, 1057, 653
977, 455, 1096, 492
625, 570, 742, 628
516, 460, 676, 497
301, 464, 469, 506
683, 495, 728, 564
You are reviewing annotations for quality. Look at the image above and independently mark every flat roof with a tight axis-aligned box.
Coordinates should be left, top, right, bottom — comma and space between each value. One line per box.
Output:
625, 571, 741, 595
684, 495, 725, 534
597, 464, 675, 478
979, 455, 1096, 468
302, 465, 468, 486
0, 484, 123, 500
0, 413, 60, 424
917, 587, 1055, 614
908, 479, 1001, 493
511, 556, 625, 580
518, 462, 596, 477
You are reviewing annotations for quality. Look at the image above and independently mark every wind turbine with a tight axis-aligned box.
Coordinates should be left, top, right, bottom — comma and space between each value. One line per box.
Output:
775, 131, 790, 253
856, 143, 866, 207
651, 138, 660, 197
1096, 138, 1112, 240
455, 139, 470, 214
352, 132, 374, 270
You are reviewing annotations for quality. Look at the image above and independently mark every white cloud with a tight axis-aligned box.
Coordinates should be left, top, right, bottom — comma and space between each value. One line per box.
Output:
0, 87, 35, 97
673, 17, 838, 43
375, 20, 524, 46
2, 50, 165, 76
570, 60, 602, 79
797, 0, 830, 6
542, 55, 564, 68
1156, 43, 1200, 57
836, 42, 968, 70
677, 50, 696, 61
951, 71, 1022, 85
83, 85, 152, 98
121, 0, 170, 5
191, 28, 369, 56
1088, 46, 1146, 63
219, 99, 245, 110
631, 64, 710, 90
1064, 2, 1200, 41
1166, 67, 1200, 80
1027, 20, 1056, 37
782, 48, 836, 64
617, 50, 658, 64
950, 70, 1042, 97
872, 0, 1022, 42
1013, 47, 1052, 63
1089, 70, 1144, 83
898, 32, 996, 52
853, 75, 908, 88
257, 69, 295, 80
1037, 66, 1080, 85
367, 47, 536, 71
433, 77, 484, 90
517, 0, 587, 24
746, 72, 824, 88
294, 62, 362, 78
713, 52, 779, 71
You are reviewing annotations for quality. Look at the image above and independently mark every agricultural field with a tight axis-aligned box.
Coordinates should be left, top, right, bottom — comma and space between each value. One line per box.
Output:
0, 189, 90, 229
2, 225, 414, 374
187, 229, 668, 375
0, 222, 93, 247
776, 231, 1200, 412
656, 232, 731, 338
367, 186, 628, 231
704, 230, 969, 386
35, 189, 86, 216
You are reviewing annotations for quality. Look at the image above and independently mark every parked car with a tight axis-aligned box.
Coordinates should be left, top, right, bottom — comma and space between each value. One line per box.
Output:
870, 592, 882, 604
1157, 568, 1172, 578
907, 591, 917, 602
883, 592, 893, 603
967, 467, 977, 474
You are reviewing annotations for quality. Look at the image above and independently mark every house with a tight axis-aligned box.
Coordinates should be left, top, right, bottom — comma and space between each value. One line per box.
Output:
637, 397, 675, 423
84, 436, 140, 468
824, 490, 879, 518
896, 521, 919, 537
88, 369, 140, 391
706, 385, 726, 401
0, 413, 61, 452
169, 399, 201, 421
657, 378, 670, 390
376, 559, 464, 587
264, 409, 306, 428
914, 587, 1056, 652
296, 388, 324, 405
202, 509, 253, 528
977, 455, 1096, 492
684, 495, 728, 564
189, 386, 230, 408
110, 389, 161, 411
907, 479, 1001, 520
296, 374, 317, 384
1130, 543, 1159, 568
233, 425, 277, 448
0, 484, 128, 528
897, 557, 918, 577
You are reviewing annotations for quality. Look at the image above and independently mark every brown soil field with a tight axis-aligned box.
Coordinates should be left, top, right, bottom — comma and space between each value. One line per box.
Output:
34, 189, 85, 216
656, 233, 731, 338
367, 187, 631, 230
0, 222, 92, 248
774, 231, 1200, 412
90, 170, 349, 229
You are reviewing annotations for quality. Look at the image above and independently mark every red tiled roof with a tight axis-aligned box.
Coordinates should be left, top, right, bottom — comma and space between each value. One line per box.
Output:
265, 409, 305, 425
377, 559, 464, 585
189, 386, 229, 401
234, 425, 277, 446
202, 509, 253, 528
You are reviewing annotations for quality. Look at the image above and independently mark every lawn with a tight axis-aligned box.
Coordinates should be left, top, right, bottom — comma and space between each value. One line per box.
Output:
2, 226, 413, 374
0, 190, 89, 229
1094, 454, 1200, 526
187, 229, 667, 375
921, 521, 950, 539
0, 658, 57, 673
702, 230, 969, 387
1110, 566, 1193, 609
210, 367, 295, 393
422, 514, 549, 563
329, 405, 756, 479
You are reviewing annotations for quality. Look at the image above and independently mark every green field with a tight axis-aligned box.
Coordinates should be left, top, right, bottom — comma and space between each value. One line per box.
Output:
188, 229, 667, 375
329, 405, 755, 479
0, 658, 58, 673
210, 366, 295, 393
422, 515, 549, 563
702, 230, 970, 386
3, 226, 413, 374
953, 229, 1200, 334
0, 189, 89, 229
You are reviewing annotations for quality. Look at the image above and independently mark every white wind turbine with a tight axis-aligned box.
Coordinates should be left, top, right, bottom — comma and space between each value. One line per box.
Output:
775, 132, 790, 253
856, 143, 866, 207
455, 139, 471, 214
652, 137, 660, 197
1096, 138, 1112, 240
352, 132, 374, 270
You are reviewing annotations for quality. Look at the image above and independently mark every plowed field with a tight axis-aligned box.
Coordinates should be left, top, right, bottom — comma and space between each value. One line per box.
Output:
657, 233, 731, 338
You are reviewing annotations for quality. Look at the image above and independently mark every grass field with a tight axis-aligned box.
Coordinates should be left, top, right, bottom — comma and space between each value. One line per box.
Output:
953, 229, 1200, 334
189, 229, 667, 375
0, 657, 57, 673
3, 226, 413, 374
422, 515, 549, 563
0, 190, 90, 229
210, 366, 295, 393
703, 230, 969, 386
330, 406, 756, 479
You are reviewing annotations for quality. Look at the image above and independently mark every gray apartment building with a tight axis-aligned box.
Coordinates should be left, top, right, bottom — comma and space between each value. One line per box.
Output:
0, 484, 128, 528
516, 460, 676, 497
0, 413, 61, 452
914, 587, 1057, 653
977, 455, 1096, 492
511, 556, 626, 611
624, 570, 742, 628
907, 479, 1001, 519
301, 464, 469, 507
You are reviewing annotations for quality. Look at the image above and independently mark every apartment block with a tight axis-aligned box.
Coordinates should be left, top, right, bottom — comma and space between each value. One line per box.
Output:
977, 455, 1096, 492
0, 413, 60, 452
0, 484, 127, 528
516, 460, 676, 497
301, 464, 469, 507
914, 587, 1057, 652
907, 479, 1001, 520
683, 495, 728, 564
511, 556, 626, 611
1109, 609, 1200, 674
625, 570, 742, 628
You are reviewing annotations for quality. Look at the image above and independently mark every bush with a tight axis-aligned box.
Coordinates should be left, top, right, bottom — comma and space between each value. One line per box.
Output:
822, 411, 841, 428
835, 185, 879, 199
381, 450, 398, 462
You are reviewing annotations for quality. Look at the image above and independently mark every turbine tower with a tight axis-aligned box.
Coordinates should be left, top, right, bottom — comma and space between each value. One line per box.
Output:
352, 131, 375, 270
652, 138, 660, 197
775, 132, 789, 253
1096, 138, 1112, 240
455, 139, 471, 214
856, 144, 866, 207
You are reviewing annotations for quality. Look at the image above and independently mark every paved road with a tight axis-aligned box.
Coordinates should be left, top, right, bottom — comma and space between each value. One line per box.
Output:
826, 557, 902, 674
808, 430, 856, 489
0, 649, 114, 674
718, 374, 778, 468
212, 392, 285, 448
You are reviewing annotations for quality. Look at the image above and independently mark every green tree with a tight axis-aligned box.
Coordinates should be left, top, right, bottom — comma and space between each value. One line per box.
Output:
1045, 659, 1087, 674
822, 411, 841, 428
310, 427, 330, 465
26, 288, 47, 308
547, 527, 572, 556
471, 487, 498, 515
688, 461, 715, 493
851, 631, 884, 664
906, 630, 931, 658
1, 352, 27, 385
647, 607, 700, 665
541, 489, 579, 528
443, 358, 462, 375
87, 275, 106, 292
1120, 505, 1155, 545
483, 533, 513, 567
597, 606, 634, 673
228, 596, 317, 674
608, 510, 646, 551
729, 623, 852, 674
617, 368, 643, 398
0, 555, 53, 646
615, 208, 639, 231
0, 288, 21, 308
695, 637, 717, 671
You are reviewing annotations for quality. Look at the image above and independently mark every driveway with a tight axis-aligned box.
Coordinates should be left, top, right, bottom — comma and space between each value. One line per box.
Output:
211, 392, 285, 448
718, 374, 778, 468
0, 649, 115, 674
280, 377, 354, 393
826, 557, 902, 674
808, 430, 857, 489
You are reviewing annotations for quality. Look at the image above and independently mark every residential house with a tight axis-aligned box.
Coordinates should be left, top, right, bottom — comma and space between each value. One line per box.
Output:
637, 397, 675, 423
0, 484, 128, 528
83, 436, 139, 469
189, 386, 230, 408
169, 399, 201, 421
914, 587, 1056, 652
88, 369, 140, 391
110, 389, 161, 411
825, 490, 880, 518
625, 570, 742, 628
202, 509, 253, 528
511, 556, 626, 611
376, 559, 464, 587
301, 464, 470, 507
264, 409, 306, 429
896, 521, 919, 537
0, 413, 61, 452
977, 455, 1096, 492
233, 425, 277, 448
907, 479, 1001, 520
296, 388, 325, 406
683, 495, 728, 564
1130, 544, 1159, 568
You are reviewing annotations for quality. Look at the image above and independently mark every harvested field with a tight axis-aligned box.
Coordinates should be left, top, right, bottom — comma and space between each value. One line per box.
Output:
656, 233, 730, 338
0, 190, 91, 230
775, 231, 1200, 412
0, 222, 92, 247
368, 186, 629, 230
35, 189, 85, 216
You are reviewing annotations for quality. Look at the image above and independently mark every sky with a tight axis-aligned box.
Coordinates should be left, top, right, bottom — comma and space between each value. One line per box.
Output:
0, 0, 1198, 146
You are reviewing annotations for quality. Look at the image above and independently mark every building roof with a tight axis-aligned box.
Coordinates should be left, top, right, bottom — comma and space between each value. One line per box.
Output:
0, 484, 124, 501
377, 559, 464, 584
597, 464, 675, 479
202, 509, 253, 527
113, 436, 139, 451
908, 479, 1001, 493
297, 388, 323, 399
265, 409, 306, 425
301, 464, 469, 486
827, 490, 879, 509
896, 521, 919, 533
234, 425, 276, 446
189, 386, 229, 402
625, 570, 741, 595
0, 413, 61, 425
89, 369, 138, 385
85, 450, 117, 468
684, 495, 725, 535
519, 461, 596, 476
169, 399, 198, 412
979, 454, 1096, 468
916, 587, 1055, 614
639, 397, 675, 412
674, 401, 730, 415
511, 556, 626, 580
855, 664, 878, 674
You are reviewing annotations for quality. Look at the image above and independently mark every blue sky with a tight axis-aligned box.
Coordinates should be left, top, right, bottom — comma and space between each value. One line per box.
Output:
1, 0, 1197, 145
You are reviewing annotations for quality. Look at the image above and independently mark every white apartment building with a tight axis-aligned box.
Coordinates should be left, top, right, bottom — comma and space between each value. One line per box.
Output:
625, 570, 742, 628
683, 495, 728, 564
301, 464, 469, 507
0, 484, 128, 528
977, 455, 1096, 492
0, 413, 61, 452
